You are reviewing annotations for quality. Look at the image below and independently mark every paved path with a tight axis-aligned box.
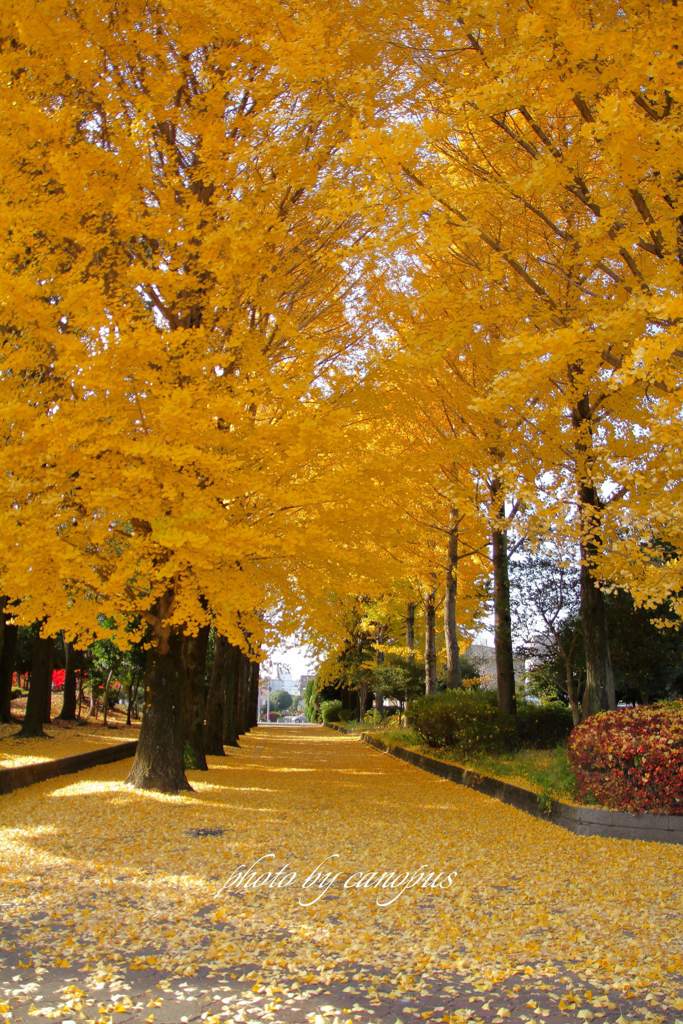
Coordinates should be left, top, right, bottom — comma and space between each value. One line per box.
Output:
0, 726, 681, 1023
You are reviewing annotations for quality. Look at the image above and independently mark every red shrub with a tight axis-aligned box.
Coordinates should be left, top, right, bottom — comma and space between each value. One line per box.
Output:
568, 701, 683, 815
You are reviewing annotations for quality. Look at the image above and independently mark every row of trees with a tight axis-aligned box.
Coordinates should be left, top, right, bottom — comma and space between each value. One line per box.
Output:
310, 547, 683, 726
0, 609, 260, 790
1, 1, 680, 789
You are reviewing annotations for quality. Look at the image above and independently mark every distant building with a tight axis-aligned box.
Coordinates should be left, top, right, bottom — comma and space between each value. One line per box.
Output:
298, 674, 314, 695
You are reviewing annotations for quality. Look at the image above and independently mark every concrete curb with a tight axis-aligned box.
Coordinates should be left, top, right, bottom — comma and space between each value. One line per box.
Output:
327, 724, 683, 844
0, 739, 138, 796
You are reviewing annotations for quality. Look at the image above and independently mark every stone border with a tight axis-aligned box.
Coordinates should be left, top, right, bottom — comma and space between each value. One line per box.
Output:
327, 725, 683, 844
0, 740, 138, 796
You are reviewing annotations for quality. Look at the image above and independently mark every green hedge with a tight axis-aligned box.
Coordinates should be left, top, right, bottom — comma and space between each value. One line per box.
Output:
515, 703, 573, 747
407, 690, 516, 755
407, 690, 573, 755
320, 699, 343, 724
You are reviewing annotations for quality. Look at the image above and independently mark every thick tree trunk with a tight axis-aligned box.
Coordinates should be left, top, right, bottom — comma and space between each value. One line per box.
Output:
358, 678, 369, 720
182, 626, 210, 770
0, 603, 18, 723
490, 482, 516, 715
222, 643, 241, 747
248, 661, 260, 728
78, 670, 85, 716
205, 634, 228, 755
18, 633, 54, 738
424, 589, 437, 695
127, 602, 191, 792
237, 653, 251, 735
374, 627, 385, 713
579, 551, 616, 716
58, 641, 78, 720
572, 396, 616, 717
406, 603, 416, 653
444, 511, 462, 689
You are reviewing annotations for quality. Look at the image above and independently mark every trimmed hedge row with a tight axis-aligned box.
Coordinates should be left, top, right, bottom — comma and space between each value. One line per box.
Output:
568, 701, 683, 814
320, 699, 343, 724
406, 689, 572, 756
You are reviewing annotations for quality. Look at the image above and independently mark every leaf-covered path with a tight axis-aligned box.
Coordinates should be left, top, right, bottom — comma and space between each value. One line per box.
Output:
0, 726, 681, 1024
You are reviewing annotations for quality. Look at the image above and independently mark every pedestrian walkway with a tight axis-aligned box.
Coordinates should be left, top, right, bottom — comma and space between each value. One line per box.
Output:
0, 726, 681, 1023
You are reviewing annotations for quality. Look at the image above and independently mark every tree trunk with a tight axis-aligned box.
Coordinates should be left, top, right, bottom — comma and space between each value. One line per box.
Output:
205, 634, 228, 755
237, 652, 251, 735
222, 642, 241, 747
248, 661, 260, 728
490, 481, 516, 715
424, 589, 437, 695
572, 395, 616, 717
358, 678, 369, 720
18, 633, 54, 738
78, 670, 85, 716
182, 626, 210, 770
579, 551, 616, 716
374, 626, 385, 713
444, 511, 462, 689
406, 603, 416, 652
126, 597, 191, 792
58, 641, 78, 720
0, 602, 18, 723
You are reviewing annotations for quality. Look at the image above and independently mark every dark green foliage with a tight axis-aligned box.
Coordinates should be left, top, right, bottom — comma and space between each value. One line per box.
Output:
304, 678, 319, 722
373, 657, 424, 704
320, 698, 343, 724
270, 689, 293, 712
515, 704, 573, 748
408, 690, 573, 755
527, 592, 683, 707
407, 689, 517, 755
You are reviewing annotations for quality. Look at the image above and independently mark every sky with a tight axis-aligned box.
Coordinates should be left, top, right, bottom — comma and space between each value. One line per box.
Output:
264, 624, 496, 683
263, 641, 318, 683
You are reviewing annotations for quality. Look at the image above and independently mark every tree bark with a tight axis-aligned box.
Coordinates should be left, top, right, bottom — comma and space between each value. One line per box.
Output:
182, 626, 210, 770
572, 395, 616, 717
205, 634, 228, 755
222, 643, 241, 747
248, 661, 260, 728
579, 549, 616, 716
0, 602, 18, 723
127, 593, 191, 792
490, 481, 516, 715
406, 603, 416, 653
444, 511, 462, 689
58, 641, 78, 720
358, 677, 369, 720
18, 633, 54, 738
424, 589, 437, 695
374, 625, 385, 713
237, 652, 251, 735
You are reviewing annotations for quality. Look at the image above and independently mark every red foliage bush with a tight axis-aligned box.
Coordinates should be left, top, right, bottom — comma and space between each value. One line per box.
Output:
568, 701, 683, 814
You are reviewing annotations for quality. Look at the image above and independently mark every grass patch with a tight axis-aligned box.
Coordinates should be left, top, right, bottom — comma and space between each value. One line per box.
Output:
462, 745, 577, 804
357, 724, 578, 807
